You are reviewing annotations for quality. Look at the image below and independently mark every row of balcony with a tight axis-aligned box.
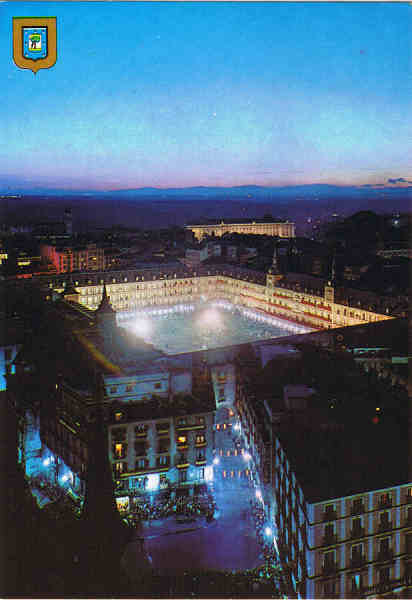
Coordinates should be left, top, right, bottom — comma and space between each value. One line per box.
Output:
321, 498, 406, 521
128, 421, 207, 438
321, 519, 411, 546
115, 455, 207, 475
322, 550, 396, 575
345, 574, 412, 598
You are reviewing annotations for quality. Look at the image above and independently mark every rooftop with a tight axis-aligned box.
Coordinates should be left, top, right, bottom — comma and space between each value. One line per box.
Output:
276, 417, 409, 503
109, 390, 215, 424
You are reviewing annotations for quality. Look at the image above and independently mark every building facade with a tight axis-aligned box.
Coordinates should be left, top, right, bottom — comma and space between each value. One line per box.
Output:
40, 242, 105, 273
186, 220, 295, 241
272, 434, 412, 599
40, 264, 396, 332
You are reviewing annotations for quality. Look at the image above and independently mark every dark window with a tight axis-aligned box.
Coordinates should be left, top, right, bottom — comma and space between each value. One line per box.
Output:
352, 497, 364, 514
158, 439, 170, 454
135, 442, 147, 456
379, 567, 390, 584
111, 427, 126, 441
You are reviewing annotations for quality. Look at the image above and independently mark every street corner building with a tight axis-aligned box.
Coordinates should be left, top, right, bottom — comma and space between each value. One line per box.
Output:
7, 283, 216, 513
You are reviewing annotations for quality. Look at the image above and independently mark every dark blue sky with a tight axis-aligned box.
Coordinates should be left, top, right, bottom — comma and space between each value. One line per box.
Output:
2, 2, 411, 191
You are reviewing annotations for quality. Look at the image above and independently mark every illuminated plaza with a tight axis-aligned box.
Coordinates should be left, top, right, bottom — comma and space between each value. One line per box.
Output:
117, 300, 312, 354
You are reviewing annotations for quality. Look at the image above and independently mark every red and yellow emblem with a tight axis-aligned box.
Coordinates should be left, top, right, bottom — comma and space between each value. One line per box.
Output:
13, 17, 57, 74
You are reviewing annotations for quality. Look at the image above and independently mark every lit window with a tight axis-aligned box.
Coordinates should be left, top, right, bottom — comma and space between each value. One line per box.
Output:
196, 435, 206, 445
114, 411, 124, 422
115, 443, 123, 458
177, 436, 187, 444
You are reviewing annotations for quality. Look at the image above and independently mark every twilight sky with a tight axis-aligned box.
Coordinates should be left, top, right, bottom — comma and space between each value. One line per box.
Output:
2, 2, 411, 191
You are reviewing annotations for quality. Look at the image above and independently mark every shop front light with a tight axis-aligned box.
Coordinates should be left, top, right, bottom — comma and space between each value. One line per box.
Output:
205, 466, 214, 481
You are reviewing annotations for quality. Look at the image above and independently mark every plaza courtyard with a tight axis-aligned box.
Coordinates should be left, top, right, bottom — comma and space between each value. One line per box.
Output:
118, 300, 311, 354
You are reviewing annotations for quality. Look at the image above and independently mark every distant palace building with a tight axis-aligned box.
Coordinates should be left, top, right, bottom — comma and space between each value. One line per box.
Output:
185, 219, 295, 241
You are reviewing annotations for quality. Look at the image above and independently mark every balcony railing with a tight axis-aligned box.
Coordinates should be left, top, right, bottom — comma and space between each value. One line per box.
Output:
362, 576, 411, 596
322, 562, 338, 575
351, 503, 365, 516
377, 521, 392, 533
322, 510, 337, 522
322, 534, 338, 546
349, 555, 366, 569
350, 527, 365, 539
376, 549, 394, 563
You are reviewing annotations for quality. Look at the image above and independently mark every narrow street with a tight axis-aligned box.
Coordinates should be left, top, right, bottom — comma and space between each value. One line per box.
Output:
122, 405, 266, 577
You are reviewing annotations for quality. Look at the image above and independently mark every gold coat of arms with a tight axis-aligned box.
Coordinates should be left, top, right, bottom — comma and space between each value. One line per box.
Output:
13, 17, 57, 74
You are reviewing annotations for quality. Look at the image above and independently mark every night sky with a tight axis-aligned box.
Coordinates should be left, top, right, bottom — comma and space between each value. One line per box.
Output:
2, 2, 411, 191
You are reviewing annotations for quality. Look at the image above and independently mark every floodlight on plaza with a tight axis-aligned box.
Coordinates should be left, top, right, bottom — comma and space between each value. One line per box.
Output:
243, 452, 251, 461
255, 489, 262, 500
43, 458, 51, 467
265, 526, 272, 537
198, 308, 222, 328
213, 457, 220, 465
233, 423, 240, 431
133, 317, 152, 337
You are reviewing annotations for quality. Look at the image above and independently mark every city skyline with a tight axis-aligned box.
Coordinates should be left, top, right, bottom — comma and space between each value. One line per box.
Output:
2, 2, 411, 192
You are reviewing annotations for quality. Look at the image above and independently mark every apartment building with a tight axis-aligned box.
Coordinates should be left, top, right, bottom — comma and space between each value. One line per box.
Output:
8, 286, 215, 505
233, 330, 411, 599
40, 242, 105, 273
272, 424, 411, 599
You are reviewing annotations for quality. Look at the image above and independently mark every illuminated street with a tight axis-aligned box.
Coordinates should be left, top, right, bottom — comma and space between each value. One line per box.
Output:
122, 405, 267, 579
